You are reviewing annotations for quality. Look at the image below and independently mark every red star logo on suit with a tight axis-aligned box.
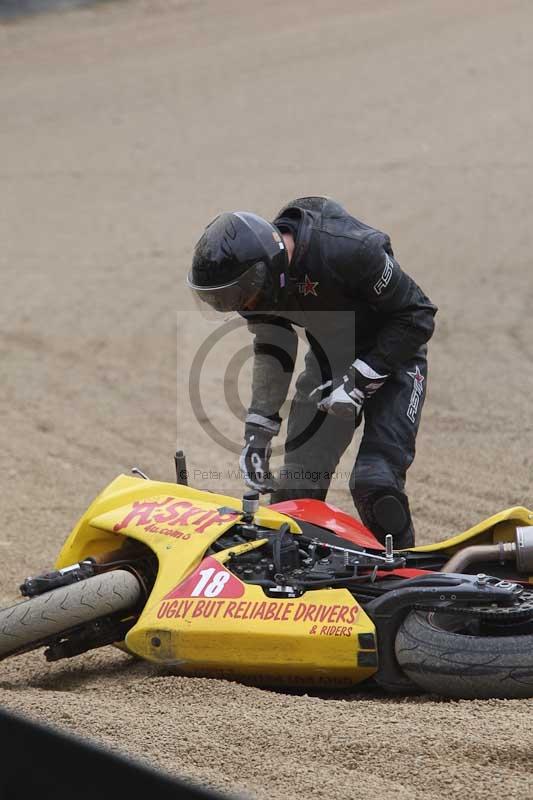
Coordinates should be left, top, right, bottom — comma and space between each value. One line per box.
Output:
299, 274, 319, 296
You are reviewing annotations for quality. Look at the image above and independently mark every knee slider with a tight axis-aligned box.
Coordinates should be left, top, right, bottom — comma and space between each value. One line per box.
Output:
352, 486, 412, 540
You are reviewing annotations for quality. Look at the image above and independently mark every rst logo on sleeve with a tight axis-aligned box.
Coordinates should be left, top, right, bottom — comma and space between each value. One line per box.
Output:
406, 366, 425, 423
373, 253, 394, 295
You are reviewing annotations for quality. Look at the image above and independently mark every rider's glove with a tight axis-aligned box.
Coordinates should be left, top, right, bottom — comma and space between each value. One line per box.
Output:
310, 359, 389, 420
239, 425, 279, 494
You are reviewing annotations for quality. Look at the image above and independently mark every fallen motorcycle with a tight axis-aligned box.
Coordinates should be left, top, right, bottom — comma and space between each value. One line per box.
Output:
2, 451, 533, 699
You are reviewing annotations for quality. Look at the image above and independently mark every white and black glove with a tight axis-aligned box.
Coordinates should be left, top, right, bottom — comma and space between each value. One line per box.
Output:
310, 359, 389, 420
239, 425, 278, 494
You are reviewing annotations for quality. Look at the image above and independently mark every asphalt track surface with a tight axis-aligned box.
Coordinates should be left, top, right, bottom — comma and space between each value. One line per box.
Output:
1, 1, 533, 798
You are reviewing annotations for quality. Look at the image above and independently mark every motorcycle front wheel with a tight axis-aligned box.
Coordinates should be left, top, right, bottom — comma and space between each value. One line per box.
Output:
0, 570, 141, 661
395, 608, 533, 699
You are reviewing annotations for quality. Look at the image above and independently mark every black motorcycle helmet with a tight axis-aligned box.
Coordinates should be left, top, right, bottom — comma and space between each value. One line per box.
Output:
187, 211, 288, 313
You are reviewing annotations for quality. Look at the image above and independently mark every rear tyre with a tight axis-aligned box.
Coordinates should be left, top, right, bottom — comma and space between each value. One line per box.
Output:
0, 570, 141, 661
395, 609, 533, 699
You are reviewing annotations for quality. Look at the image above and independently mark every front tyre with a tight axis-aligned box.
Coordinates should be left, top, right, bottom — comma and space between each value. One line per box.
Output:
0, 570, 141, 661
395, 609, 533, 699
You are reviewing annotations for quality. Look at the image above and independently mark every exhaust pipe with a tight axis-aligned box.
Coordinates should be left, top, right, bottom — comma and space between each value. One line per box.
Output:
441, 526, 533, 574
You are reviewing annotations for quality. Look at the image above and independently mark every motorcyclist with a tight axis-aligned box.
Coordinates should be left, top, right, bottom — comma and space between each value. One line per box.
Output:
187, 196, 437, 548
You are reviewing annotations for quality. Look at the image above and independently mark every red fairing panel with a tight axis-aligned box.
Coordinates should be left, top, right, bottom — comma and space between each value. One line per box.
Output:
269, 499, 384, 550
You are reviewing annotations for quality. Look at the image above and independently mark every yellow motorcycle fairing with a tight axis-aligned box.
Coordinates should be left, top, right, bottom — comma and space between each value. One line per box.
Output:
55, 474, 378, 688
410, 506, 533, 554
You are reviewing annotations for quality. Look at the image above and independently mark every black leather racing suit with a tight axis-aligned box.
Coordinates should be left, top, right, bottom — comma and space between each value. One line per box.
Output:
241, 196, 437, 545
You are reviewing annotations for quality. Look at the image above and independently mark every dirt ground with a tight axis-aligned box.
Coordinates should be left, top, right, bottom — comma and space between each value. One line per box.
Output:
1, 0, 533, 797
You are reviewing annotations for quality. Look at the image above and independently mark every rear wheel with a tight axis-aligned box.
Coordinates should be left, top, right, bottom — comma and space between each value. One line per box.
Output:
0, 570, 141, 661
395, 607, 533, 699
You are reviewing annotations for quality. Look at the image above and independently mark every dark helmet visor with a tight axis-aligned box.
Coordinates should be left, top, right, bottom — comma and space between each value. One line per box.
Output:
187, 261, 268, 313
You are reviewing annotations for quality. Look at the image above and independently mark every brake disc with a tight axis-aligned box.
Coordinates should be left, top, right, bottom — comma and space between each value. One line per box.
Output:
415, 591, 533, 621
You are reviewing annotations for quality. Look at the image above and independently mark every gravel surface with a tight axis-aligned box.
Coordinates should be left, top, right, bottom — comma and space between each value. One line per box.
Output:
1, 1, 533, 798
